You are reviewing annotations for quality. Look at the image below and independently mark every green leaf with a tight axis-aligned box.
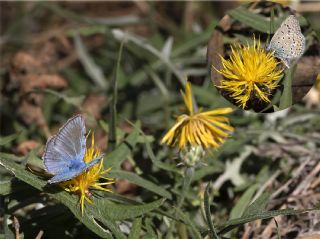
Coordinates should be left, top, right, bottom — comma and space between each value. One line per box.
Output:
105, 121, 140, 169
35, 89, 85, 109
279, 66, 294, 110
99, 121, 126, 141
204, 183, 219, 239
128, 22, 215, 87
175, 207, 202, 239
218, 207, 320, 235
0, 179, 27, 195
109, 170, 172, 199
0, 133, 19, 146
127, 121, 180, 174
67, 25, 107, 37
229, 184, 258, 219
192, 166, 223, 182
93, 198, 164, 221
145, 217, 158, 238
128, 218, 142, 239
242, 192, 270, 217
228, 7, 271, 33
111, 29, 186, 85
0, 153, 119, 239
73, 33, 108, 90
228, 7, 288, 34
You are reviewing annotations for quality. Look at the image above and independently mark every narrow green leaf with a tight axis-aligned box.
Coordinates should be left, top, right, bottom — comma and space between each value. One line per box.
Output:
0, 179, 26, 195
0, 153, 24, 163
218, 207, 320, 235
229, 184, 258, 219
204, 183, 219, 239
111, 29, 186, 85
67, 25, 106, 37
127, 120, 180, 174
175, 207, 202, 239
178, 167, 194, 208
0, 133, 19, 146
109, 170, 172, 199
93, 218, 126, 239
105, 121, 140, 169
192, 166, 223, 182
279, 67, 294, 110
94, 198, 164, 221
43, 3, 144, 27
73, 33, 108, 90
242, 192, 270, 217
128, 218, 142, 239
229, 7, 272, 33
145, 217, 158, 238
128, 22, 214, 87
33, 88, 84, 109
228, 7, 289, 34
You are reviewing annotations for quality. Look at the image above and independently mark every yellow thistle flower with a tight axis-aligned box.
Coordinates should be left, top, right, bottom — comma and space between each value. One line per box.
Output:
60, 135, 114, 215
161, 82, 234, 150
215, 37, 283, 109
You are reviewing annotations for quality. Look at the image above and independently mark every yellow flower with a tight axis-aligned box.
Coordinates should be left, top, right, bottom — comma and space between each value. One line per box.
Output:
60, 135, 114, 215
215, 37, 283, 109
161, 82, 234, 150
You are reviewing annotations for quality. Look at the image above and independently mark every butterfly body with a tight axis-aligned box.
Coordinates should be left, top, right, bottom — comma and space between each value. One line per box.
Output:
43, 115, 102, 184
267, 15, 305, 68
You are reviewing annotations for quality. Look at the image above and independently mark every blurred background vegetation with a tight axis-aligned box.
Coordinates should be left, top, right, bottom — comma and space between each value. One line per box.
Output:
0, 1, 320, 239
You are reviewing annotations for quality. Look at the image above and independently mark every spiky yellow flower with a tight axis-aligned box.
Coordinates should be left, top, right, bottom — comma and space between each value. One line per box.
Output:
215, 37, 283, 109
161, 82, 234, 150
60, 135, 114, 215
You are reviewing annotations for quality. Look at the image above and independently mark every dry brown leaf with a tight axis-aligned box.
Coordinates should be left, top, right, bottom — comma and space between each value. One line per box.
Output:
83, 94, 107, 119
115, 179, 138, 195
18, 100, 46, 127
17, 140, 39, 155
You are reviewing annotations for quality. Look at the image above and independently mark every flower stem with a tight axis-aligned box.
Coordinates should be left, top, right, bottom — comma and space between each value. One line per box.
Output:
166, 166, 194, 239
178, 167, 194, 208
108, 38, 124, 152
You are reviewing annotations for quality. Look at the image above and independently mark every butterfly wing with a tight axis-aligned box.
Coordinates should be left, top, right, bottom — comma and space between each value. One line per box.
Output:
47, 155, 103, 184
43, 115, 86, 180
268, 15, 305, 67
48, 166, 85, 184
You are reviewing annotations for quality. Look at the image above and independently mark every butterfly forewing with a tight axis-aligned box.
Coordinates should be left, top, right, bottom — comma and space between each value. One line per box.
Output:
54, 115, 86, 161
43, 115, 86, 176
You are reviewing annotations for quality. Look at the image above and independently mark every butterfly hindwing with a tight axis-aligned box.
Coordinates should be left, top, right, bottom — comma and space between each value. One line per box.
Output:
48, 165, 86, 184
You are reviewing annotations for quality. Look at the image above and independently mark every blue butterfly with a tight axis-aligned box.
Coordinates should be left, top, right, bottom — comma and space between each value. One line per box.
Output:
267, 15, 305, 68
43, 115, 103, 184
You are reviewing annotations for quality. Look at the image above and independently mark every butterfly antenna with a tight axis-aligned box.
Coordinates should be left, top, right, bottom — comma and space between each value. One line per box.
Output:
86, 129, 92, 140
